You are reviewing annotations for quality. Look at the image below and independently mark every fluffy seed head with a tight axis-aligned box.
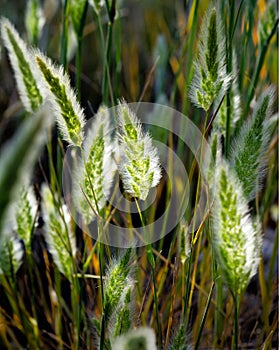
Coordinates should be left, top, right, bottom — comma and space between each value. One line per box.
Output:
0, 236, 24, 278
189, 5, 231, 111
15, 187, 37, 249
103, 248, 133, 323
230, 86, 275, 200
113, 327, 157, 350
117, 101, 162, 200
35, 52, 86, 146
42, 184, 76, 280
178, 220, 190, 264
1, 17, 43, 112
73, 106, 116, 225
212, 161, 262, 295
110, 285, 133, 338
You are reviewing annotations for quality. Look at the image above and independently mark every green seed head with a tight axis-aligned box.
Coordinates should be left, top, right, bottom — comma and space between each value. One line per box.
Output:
35, 53, 85, 146
212, 162, 262, 295
1, 18, 43, 112
117, 101, 161, 200
189, 5, 231, 111
230, 88, 274, 200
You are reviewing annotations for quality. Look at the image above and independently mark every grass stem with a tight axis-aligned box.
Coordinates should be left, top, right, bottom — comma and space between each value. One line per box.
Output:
135, 199, 162, 349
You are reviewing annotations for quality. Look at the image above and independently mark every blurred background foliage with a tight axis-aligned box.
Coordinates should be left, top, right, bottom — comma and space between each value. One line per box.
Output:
0, 0, 277, 118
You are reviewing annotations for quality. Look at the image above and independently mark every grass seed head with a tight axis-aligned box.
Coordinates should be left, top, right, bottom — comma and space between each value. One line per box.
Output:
73, 106, 116, 224
35, 52, 85, 146
189, 5, 231, 111
1, 17, 43, 112
230, 86, 275, 200
42, 184, 76, 280
117, 100, 162, 200
113, 327, 157, 350
212, 161, 262, 295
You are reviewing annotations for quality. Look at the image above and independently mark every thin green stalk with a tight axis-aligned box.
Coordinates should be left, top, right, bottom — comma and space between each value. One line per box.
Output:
241, 19, 278, 123
156, 131, 173, 258
72, 273, 81, 349
60, 0, 70, 70
230, 0, 244, 43
75, 1, 88, 100
181, 259, 186, 319
49, 187, 81, 349
82, 241, 98, 272
4, 267, 39, 349
56, 139, 64, 195
151, 260, 162, 349
194, 280, 215, 350
25, 251, 42, 348
60, 0, 70, 194
114, 15, 121, 99
184, 109, 209, 324
98, 225, 105, 350
102, 21, 114, 104
233, 294, 240, 350
79, 151, 106, 349
182, 0, 200, 115
54, 268, 63, 349
95, 10, 115, 103
135, 199, 162, 349
76, 37, 83, 101
267, 229, 278, 290
208, 217, 224, 349
225, 0, 235, 158
214, 273, 223, 348
225, 0, 244, 156
239, 2, 255, 93
183, 248, 191, 322
101, 0, 116, 105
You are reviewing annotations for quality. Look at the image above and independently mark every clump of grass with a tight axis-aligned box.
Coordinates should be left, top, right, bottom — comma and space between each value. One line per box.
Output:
0, 1, 277, 349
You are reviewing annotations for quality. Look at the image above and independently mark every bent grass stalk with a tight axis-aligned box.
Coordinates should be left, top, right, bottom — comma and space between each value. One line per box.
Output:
69, 0, 88, 99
